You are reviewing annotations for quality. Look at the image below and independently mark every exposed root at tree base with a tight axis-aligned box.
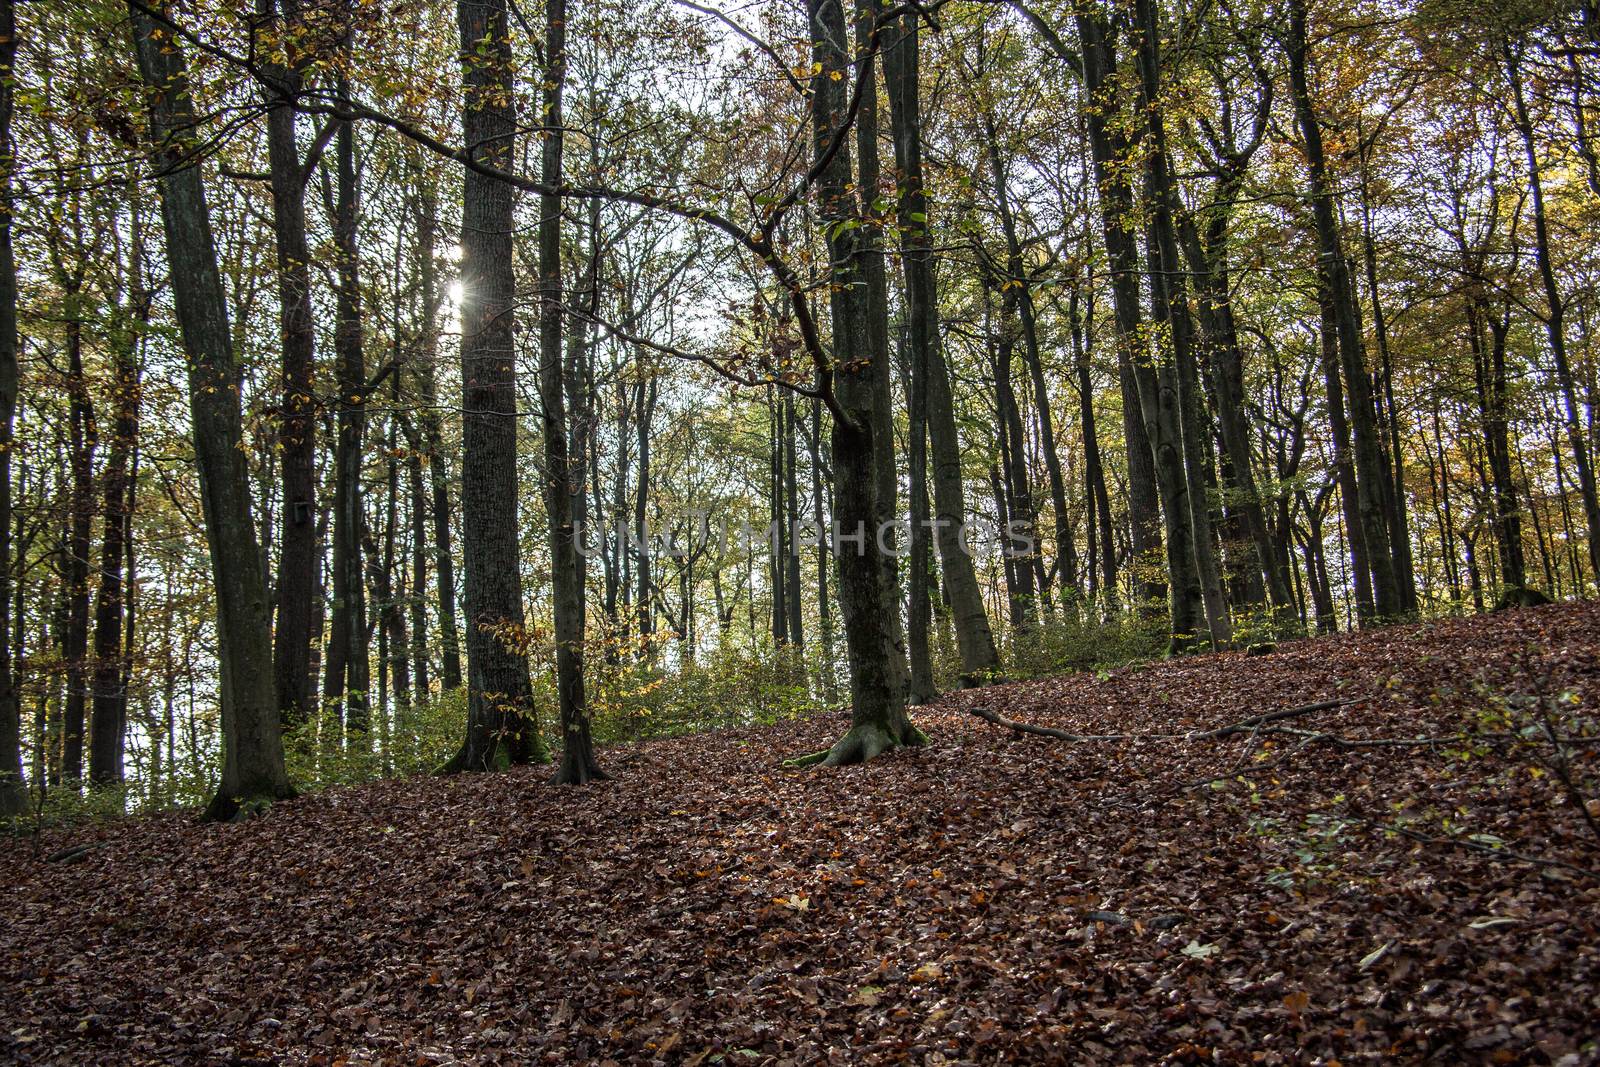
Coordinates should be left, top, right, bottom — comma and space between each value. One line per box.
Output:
203, 787, 296, 824
551, 757, 609, 786
785, 720, 929, 768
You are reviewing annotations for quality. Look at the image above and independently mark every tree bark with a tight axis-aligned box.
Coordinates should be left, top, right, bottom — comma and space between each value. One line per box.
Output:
325, 71, 369, 733
411, 175, 463, 691
791, 0, 925, 767
89, 222, 146, 785
881, 6, 999, 682
540, 0, 604, 786
443, 0, 545, 772
0, 0, 25, 815
1286, 0, 1399, 621
1507, 38, 1600, 582
1074, 3, 1172, 622
258, 0, 319, 728
128, 0, 293, 819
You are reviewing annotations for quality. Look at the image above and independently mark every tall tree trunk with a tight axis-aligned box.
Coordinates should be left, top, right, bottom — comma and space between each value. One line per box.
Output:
1472, 302, 1527, 590
1507, 38, 1600, 582
901, 289, 936, 703
854, 0, 908, 699
784, 391, 804, 647
1072, 289, 1117, 601
444, 0, 545, 772
326, 72, 369, 733
1318, 285, 1372, 619
1286, 0, 1399, 621
1074, 3, 1171, 621
259, 0, 319, 727
540, 0, 603, 786
989, 278, 1039, 631
1179, 211, 1295, 625
89, 223, 147, 786
1356, 144, 1418, 612
0, 0, 25, 815
881, 5, 999, 683
404, 418, 431, 700
1133, 0, 1232, 650
635, 377, 655, 639
768, 386, 788, 644
411, 176, 463, 691
981, 112, 1074, 607
807, 398, 838, 701
129, 0, 293, 819
793, 0, 925, 766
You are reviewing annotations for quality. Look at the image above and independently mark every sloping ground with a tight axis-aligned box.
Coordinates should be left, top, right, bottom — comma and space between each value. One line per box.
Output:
4, 604, 1600, 1065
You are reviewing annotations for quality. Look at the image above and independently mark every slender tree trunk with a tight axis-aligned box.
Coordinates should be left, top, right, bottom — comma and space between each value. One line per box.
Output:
1356, 147, 1418, 612
540, 0, 603, 786
411, 177, 463, 691
807, 398, 838, 701
1074, 4, 1171, 620
326, 74, 369, 733
0, 0, 25, 814
1133, 0, 1231, 650
854, 0, 908, 699
62, 305, 94, 784
881, 5, 999, 682
1318, 285, 1373, 619
404, 420, 431, 700
784, 392, 804, 647
793, 0, 925, 767
444, 0, 545, 772
982, 113, 1074, 607
1070, 288, 1117, 601
89, 233, 146, 786
259, 0, 319, 727
635, 377, 655, 639
768, 386, 788, 644
1507, 39, 1600, 582
989, 278, 1039, 631
1287, 0, 1399, 620
129, 0, 293, 819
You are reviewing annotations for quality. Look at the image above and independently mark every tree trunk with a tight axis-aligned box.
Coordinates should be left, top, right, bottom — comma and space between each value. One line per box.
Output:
0, 0, 24, 815
259, 0, 319, 728
792, 0, 925, 767
1507, 38, 1600, 582
443, 0, 545, 772
1070, 287, 1117, 601
129, 0, 293, 819
62, 304, 94, 784
89, 228, 146, 786
881, 5, 999, 683
1074, 3, 1172, 622
539, 0, 603, 786
1286, 0, 1399, 621
982, 112, 1074, 607
854, 0, 909, 700
326, 75, 369, 733
1133, 0, 1231, 651
411, 175, 463, 691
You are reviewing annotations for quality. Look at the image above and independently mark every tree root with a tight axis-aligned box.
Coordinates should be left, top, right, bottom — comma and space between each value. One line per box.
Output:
203, 789, 293, 823
551, 754, 609, 786
785, 719, 928, 769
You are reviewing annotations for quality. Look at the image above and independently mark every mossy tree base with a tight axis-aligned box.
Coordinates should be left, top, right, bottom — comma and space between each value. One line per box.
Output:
204, 786, 296, 824
786, 718, 929, 769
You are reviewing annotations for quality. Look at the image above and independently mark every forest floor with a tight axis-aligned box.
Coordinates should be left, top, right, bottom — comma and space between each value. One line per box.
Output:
5, 603, 1600, 1065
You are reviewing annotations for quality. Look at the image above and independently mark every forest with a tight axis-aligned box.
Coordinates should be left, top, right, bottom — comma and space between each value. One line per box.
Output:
2, 0, 1600, 1060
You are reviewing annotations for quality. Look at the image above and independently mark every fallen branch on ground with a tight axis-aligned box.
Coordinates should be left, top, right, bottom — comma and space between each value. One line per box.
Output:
966, 697, 1364, 745
966, 705, 1182, 743
1186, 698, 1362, 740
